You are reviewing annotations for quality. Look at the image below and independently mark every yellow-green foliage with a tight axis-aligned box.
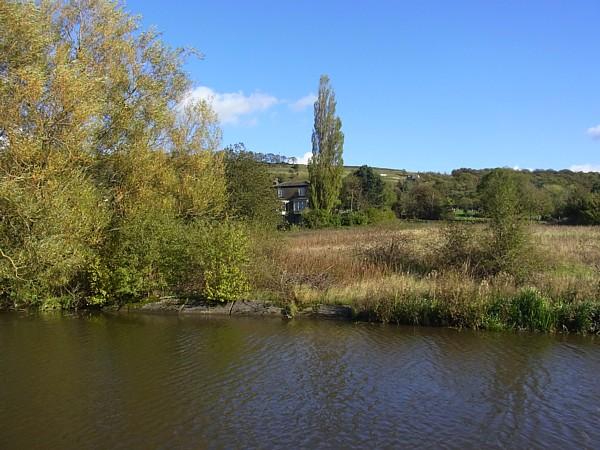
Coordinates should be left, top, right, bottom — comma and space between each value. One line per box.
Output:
103, 213, 249, 303
196, 222, 250, 302
0, 0, 247, 308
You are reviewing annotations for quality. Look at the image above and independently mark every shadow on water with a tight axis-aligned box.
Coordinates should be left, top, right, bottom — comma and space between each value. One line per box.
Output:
1, 311, 599, 449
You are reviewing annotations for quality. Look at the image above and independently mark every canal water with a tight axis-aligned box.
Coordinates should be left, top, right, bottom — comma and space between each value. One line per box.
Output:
1, 311, 599, 449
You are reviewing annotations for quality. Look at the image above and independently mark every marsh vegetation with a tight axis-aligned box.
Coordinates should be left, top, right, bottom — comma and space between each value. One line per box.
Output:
251, 223, 600, 333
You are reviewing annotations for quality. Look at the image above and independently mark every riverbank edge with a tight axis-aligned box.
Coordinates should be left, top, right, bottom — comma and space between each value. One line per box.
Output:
131, 295, 600, 334
134, 298, 356, 320
3, 296, 599, 334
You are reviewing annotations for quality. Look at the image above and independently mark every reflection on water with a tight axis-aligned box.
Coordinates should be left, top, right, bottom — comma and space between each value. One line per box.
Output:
1, 312, 599, 449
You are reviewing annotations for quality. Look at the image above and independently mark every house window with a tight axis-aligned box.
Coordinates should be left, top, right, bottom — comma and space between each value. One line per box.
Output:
277, 188, 283, 198
293, 199, 307, 212
298, 187, 306, 196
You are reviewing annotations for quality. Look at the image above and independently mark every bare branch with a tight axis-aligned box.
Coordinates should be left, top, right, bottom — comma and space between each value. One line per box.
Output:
0, 247, 25, 280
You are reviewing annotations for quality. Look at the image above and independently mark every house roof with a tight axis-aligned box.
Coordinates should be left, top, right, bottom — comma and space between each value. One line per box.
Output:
275, 180, 310, 187
274, 180, 309, 201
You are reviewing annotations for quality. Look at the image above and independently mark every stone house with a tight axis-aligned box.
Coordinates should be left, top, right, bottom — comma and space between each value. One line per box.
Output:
274, 180, 309, 222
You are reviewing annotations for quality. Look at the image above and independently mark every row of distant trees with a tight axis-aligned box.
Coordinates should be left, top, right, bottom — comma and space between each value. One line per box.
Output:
394, 168, 600, 224
225, 144, 297, 165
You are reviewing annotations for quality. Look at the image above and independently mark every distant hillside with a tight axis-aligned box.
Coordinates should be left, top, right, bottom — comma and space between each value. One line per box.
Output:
267, 163, 408, 185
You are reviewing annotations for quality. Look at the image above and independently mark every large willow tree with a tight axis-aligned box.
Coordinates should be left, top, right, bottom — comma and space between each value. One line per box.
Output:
308, 75, 344, 212
0, 0, 246, 307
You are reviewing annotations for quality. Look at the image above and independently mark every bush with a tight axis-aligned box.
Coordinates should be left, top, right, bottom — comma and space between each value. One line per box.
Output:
562, 191, 600, 225
193, 222, 250, 302
104, 210, 249, 304
340, 210, 369, 226
477, 169, 537, 279
435, 223, 486, 274
507, 289, 554, 332
223, 145, 282, 227
555, 301, 600, 333
302, 209, 340, 228
364, 207, 397, 224
0, 169, 110, 307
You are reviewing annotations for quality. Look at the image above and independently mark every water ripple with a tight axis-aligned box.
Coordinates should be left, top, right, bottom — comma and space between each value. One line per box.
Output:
1, 313, 600, 449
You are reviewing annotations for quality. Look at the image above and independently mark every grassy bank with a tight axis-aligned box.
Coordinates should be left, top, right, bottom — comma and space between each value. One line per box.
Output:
250, 222, 600, 333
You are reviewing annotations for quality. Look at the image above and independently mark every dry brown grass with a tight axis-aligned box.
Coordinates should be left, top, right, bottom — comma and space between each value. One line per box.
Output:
533, 225, 600, 268
249, 222, 600, 332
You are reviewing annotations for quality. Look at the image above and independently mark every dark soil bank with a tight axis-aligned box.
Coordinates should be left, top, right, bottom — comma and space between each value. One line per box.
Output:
138, 298, 354, 319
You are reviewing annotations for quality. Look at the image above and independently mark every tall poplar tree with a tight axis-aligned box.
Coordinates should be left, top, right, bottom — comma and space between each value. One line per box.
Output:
308, 75, 344, 212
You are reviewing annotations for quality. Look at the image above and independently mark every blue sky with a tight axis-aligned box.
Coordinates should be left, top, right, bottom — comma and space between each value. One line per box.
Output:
126, 0, 600, 172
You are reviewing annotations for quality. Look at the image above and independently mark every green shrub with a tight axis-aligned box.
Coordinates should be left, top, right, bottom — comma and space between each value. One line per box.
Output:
388, 296, 444, 326
364, 207, 396, 224
555, 301, 598, 333
435, 222, 538, 281
193, 222, 250, 302
340, 210, 369, 226
282, 301, 299, 318
0, 169, 110, 307
478, 169, 537, 279
105, 209, 183, 301
507, 289, 554, 332
302, 209, 339, 228
223, 145, 282, 227
104, 209, 249, 304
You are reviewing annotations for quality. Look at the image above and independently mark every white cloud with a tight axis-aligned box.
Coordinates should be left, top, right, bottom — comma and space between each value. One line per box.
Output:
289, 93, 317, 112
587, 124, 600, 140
569, 164, 600, 173
297, 151, 313, 164
180, 86, 279, 125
